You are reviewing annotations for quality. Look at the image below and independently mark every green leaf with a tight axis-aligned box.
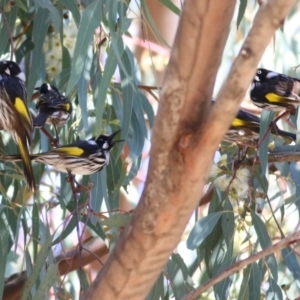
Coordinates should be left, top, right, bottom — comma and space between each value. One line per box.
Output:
128, 112, 145, 158
32, 203, 39, 260
133, 92, 148, 139
15, 38, 35, 63
119, 49, 134, 149
106, 148, 126, 192
140, 0, 171, 48
78, 46, 93, 132
100, 214, 131, 228
82, 215, 106, 240
251, 210, 277, 281
146, 273, 165, 300
0, 6, 18, 57
258, 110, 275, 179
221, 199, 234, 246
249, 262, 261, 300
187, 212, 223, 250
27, 7, 50, 100
158, 0, 181, 16
15, 0, 28, 11
21, 235, 53, 300
282, 247, 300, 281
54, 68, 71, 90
213, 255, 235, 300
140, 92, 155, 128
238, 266, 250, 300
90, 171, 105, 224
94, 47, 118, 135
166, 255, 194, 299
32, 264, 58, 300
266, 277, 283, 300
237, 0, 247, 29
0, 218, 9, 299
33, 0, 61, 32
67, 0, 102, 93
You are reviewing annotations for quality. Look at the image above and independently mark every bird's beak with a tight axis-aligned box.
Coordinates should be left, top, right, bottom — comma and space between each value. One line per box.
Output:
34, 87, 40, 90
108, 130, 125, 148
108, 129, 122, 141
254, 75, 259, 81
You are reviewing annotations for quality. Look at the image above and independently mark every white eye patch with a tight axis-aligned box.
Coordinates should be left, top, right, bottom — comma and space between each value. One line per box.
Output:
4, 68, 10, 75
87, 140, 97, 146
17, 72, 26, 82
266, 71, 279, 78
102, 141, 109, 149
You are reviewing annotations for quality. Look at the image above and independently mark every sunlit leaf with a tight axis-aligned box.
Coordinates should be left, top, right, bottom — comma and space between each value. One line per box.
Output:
67, 0, 102, 93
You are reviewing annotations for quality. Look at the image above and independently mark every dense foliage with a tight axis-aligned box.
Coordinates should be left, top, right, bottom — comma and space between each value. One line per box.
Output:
0, 0, 300, 299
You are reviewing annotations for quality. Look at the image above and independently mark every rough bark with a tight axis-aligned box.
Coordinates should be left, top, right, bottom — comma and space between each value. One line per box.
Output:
83, 0, 296, 299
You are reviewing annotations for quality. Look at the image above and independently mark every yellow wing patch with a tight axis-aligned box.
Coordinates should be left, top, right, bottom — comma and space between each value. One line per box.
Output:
61, 103, 71, 111
14, 97, 31, 124
54, 147, 84, 156
231, 118, 258, 127
265, 93, 290, 103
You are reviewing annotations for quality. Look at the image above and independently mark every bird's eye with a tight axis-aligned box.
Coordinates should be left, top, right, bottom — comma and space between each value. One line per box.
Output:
257, 70, 262, 74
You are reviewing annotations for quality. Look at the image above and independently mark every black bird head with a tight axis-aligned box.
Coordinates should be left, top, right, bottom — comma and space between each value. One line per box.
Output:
95, 130, 124, 151
254, 68, 279, 83
0, 60, 25, 82
35, 83, 60, 95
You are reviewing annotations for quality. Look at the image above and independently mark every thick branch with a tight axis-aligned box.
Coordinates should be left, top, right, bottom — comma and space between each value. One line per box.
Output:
3, 239, 109, 300
83, 1, 235, 299
183, 230, 300, 300
83, 0, 296, 299
233, 146, 300, 167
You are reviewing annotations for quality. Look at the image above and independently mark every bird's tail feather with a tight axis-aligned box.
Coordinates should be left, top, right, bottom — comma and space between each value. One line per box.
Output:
16, 135, 35, 191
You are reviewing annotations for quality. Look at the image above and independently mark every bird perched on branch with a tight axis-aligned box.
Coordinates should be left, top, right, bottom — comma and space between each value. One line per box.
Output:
225, 107, 296, 148
250, 68, 300, 113
0, 130, 123, 175
34, 83, 72, 134
0, 60, 35, 191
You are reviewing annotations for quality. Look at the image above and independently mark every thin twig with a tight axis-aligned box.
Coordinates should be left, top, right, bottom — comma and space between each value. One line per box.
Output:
40, 127, 59, 147
183, 230, 300, 300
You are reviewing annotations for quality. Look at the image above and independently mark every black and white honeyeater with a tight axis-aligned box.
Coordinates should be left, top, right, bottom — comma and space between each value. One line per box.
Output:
225, 107, 296, 148
211, 99, 295, 147
250, 68, 300, 112
34, 83, 72, 130
0, 60, 35, 191
0, 130, 123, 175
